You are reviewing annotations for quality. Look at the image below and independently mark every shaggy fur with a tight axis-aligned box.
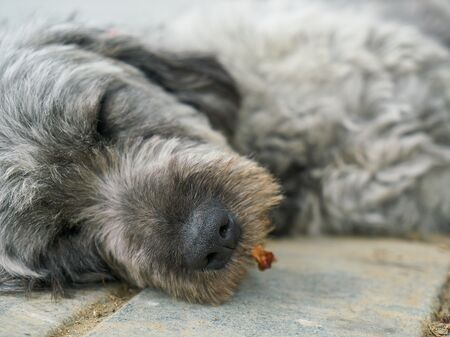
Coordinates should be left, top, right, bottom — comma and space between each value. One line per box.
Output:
0, 23, 281, 303
157, 0, 450, 235
0, 0, 450, 303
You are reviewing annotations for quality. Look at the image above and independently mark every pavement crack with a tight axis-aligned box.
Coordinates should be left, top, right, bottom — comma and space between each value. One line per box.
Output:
46, 285, 138, 337
423, 272, 450, 337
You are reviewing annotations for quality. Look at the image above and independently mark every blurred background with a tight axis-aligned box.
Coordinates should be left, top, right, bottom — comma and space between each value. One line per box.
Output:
0, 0, 215, 28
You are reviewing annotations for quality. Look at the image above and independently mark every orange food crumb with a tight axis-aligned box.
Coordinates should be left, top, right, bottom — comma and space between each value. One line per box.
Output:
251, 245, 276, 271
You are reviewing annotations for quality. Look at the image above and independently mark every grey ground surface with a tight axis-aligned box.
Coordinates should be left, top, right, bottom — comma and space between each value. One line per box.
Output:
0, 286, 115, 337
0, 238, 448, 336
85, 238, 450, 337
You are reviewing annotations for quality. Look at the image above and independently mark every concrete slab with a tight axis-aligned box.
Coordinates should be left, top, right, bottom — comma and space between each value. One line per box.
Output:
0, 286, 115, 337
85, 238, 450, 337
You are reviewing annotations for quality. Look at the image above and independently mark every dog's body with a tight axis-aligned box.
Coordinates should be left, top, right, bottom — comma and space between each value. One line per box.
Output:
0, 0, 450, 303
158, 0, 450, 236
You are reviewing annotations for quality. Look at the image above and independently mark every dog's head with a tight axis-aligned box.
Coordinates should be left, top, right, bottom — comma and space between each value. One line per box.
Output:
0, 23, 281, 303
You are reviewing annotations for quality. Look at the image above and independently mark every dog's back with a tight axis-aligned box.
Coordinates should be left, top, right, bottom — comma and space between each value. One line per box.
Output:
157, 0, 450, 235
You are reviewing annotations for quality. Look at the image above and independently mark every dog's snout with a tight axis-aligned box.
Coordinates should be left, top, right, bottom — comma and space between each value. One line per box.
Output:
183, 200, 241, 270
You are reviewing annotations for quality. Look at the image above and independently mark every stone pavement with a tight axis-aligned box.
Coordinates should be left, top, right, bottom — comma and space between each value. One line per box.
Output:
0, 286, 114, 337
1, 238, 448, 337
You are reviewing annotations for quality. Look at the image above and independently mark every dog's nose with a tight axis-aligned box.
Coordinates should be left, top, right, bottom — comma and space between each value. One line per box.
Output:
183, 200, 241, 270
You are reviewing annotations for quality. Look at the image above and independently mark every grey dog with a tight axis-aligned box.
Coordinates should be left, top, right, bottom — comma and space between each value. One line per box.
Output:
1, 0, 450, 304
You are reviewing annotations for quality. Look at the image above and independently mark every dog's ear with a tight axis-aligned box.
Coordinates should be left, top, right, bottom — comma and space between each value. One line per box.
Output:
38, 25, 241, 137
117, 52, 241, 138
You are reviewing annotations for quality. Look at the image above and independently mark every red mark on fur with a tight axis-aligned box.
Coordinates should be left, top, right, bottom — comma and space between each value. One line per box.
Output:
106, 28, 120, 37
251, 245, 276, 271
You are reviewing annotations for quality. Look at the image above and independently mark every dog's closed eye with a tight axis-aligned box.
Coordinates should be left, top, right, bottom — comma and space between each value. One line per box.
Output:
93, 84, 127, 140
95, 90, 110, 138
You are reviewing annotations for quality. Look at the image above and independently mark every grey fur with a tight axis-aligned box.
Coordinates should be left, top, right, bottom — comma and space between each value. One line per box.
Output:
158, 0, 450, 235
1, 0, 450, 303
0, 22, 280, 303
